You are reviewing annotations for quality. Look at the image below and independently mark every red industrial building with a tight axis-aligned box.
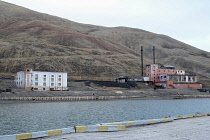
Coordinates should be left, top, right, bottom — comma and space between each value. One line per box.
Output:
146, 64, 202, 89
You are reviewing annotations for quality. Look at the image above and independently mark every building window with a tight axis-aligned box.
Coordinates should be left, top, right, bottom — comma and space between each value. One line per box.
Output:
59, 75, 62, 77
51, 75, 54, 77
35, 82, 38, 86
51, 78, 54, 82
43, 83, 46, 86
58, 78, 61, 81
35, 74, 38, 81
43, 75, 46, 81
51, 83, 54, 86
58, 83, 61, 86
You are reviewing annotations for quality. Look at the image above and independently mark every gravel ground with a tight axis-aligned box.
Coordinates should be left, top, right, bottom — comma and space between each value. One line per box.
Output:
38, 116, 210, 140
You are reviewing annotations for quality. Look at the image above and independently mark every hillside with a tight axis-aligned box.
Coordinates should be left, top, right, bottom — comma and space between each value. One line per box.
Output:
88, 27, 210, 77
0, 1, 210, 86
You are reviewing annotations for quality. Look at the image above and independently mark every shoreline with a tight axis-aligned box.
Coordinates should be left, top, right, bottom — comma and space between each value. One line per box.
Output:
0, 88, 210, 102
0, 95, 210, 104
0, 96, 177, 104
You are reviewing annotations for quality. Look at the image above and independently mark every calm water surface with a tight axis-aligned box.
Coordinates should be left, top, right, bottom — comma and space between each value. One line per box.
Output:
1, 98, 210, 135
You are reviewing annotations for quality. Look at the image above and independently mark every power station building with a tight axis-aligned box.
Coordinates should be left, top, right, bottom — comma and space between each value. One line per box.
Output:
15, 68, 68, 91
146, 64, 202, 89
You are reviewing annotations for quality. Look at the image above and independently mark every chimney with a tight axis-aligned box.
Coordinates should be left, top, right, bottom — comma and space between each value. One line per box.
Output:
153, 46, 155, 64
141, 46, 143, 76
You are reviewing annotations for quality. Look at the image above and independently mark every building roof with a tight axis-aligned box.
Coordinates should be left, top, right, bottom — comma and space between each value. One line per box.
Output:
118, 75, 129, 78
17, 70, 67, 74
167, 74, 197, 76
162, 65, 175, 69
33, 71, 67, 73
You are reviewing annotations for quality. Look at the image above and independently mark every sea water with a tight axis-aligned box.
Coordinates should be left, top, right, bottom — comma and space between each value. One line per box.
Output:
0, 98, 210, 135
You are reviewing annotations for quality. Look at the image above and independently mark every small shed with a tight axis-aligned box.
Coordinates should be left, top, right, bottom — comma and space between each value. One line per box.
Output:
115, 75, 129, 83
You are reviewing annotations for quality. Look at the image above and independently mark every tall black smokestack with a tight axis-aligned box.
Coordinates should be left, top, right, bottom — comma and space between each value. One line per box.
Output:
153, 46, 155, 64
141, 46, 143, 76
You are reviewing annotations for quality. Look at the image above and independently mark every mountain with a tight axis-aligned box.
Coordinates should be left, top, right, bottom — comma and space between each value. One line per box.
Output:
0, 1, 210, 85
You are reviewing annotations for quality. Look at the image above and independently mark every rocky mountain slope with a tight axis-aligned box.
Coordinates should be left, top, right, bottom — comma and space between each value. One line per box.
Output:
0, 1, 210, 85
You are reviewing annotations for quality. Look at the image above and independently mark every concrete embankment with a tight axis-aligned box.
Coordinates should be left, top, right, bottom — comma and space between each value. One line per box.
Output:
0, 88, 210, 101
39, 115, 210, 140
0, 113, 209, 140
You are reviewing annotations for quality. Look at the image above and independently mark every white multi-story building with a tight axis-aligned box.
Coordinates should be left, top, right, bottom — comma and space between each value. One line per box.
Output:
15, 68, 68, 91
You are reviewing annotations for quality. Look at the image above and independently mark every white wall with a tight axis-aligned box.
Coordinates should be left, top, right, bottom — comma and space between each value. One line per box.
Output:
31, 71, 68, 91
176, 70, 185, 75
15, 70, 68, 91
15, 71, 25, 88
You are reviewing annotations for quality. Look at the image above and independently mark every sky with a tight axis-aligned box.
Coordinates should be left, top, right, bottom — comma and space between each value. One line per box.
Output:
2, 0, 210, 52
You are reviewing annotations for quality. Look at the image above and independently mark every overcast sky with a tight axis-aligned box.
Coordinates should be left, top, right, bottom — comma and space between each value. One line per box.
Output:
3, 0, 210, 52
